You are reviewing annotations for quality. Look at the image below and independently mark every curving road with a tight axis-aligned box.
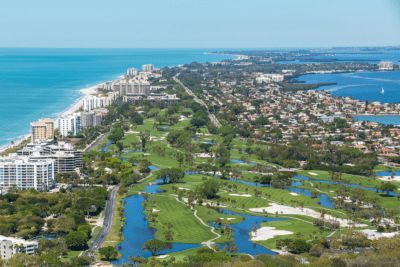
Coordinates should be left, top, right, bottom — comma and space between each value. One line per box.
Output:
173, 75, 221, 128
84, 185, 119, 257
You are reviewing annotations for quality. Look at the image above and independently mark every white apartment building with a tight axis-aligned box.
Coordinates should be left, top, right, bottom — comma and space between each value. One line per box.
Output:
378, 61, 394, 71
56, 113, 81, 137
142, 64, 154, 71
256, 74, 284, 83
0, 236, 38, 260
237, 55, 250, 60
0, 156, 55, 191
83, 94, 117, 112
127, 68, 138, 76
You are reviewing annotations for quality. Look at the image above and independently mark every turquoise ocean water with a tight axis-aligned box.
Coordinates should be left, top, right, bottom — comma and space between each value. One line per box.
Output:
0, 48, 236, 148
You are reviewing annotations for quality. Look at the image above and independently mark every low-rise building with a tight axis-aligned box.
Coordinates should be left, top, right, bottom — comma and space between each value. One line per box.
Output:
0, 236, 38, 260
123, 93, 180, 106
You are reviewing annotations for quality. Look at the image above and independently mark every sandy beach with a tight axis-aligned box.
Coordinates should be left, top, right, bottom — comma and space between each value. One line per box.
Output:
0, 82, 106, 154
59, 85, 100, 117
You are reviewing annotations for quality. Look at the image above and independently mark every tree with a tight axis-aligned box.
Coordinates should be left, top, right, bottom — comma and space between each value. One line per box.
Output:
190, 117, 207, 128
157, 168, 185, 183
78, 225, 92, 238
138, 131, 151, 152
132, 116, 144, 125
52, 216, 76, 235
141, 239, 166, 256
380, 182, 396, 196
6, 253, 39, 267
39, 253, 62, 266
3, 193, 19, 203
197, 180, 219, 199
65, 231, 88, 249
98, 246, 119, 261
288, 239, 312, 254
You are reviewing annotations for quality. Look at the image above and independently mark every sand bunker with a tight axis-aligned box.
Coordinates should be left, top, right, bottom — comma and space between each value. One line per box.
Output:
229, 194, 252, 197
379, 176, 400, 182
289, 193, 299, 196
251, 227, 293, 241
308, 172, 318, 176
157, 255, 169, 259
250, 203, 367, 227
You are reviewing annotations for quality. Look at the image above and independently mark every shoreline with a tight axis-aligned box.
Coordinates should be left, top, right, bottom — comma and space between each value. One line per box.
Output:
0, 51, 233, 154
0, 78, 121, 154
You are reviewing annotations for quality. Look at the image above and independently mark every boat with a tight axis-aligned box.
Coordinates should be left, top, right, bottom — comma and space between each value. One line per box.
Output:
381, 87, 384, 94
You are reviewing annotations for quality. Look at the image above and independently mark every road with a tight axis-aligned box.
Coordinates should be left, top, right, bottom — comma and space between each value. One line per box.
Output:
173, 75, 222, 128
84, 132, 110, 152
84, 185, 119, 257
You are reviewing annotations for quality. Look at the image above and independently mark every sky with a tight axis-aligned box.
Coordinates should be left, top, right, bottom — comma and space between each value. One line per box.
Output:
1, 0, 400, 48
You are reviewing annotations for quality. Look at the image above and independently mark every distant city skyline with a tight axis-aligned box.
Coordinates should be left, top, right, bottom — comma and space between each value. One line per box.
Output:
1, 0, 400, 48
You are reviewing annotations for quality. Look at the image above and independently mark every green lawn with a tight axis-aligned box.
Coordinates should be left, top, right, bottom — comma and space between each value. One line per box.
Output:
256, 217, 334, 249
142, 194, 235, 244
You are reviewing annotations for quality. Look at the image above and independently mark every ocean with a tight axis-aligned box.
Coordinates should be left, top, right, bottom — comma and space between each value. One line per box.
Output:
0, 48, 236, 148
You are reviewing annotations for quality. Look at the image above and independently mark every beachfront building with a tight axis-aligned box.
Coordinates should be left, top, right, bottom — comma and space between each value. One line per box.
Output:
127, 68, 138, 77
0, 235, 38, 260
56, 113, 81, 137
30, 118, 54, 141
82, 112, 103, 127
379, 61, 394, 71
0, 156, 55, 191
83, 94, 116, 112
111, 80, 151, 96
123, 93, 180, 106
17, 141, 83, 174
142, 64, 154, 71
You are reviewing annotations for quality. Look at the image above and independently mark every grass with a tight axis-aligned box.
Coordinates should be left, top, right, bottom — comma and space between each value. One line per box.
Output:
296, 169, 400, 188
256, 218, 334, 249
374, 165, 400, 172
146, 247, 244, 265
97, 115, 382, 259
62, 250, 81, 262
143, 194, 235, 244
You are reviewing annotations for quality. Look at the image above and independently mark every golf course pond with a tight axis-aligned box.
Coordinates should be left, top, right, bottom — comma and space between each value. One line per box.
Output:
111, 179, 283, 265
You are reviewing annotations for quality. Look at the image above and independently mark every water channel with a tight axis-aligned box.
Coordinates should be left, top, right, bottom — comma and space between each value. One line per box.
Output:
111, 179, 281, 265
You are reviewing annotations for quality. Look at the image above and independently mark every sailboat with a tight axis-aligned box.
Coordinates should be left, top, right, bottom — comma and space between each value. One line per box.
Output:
381, 87, 384, 94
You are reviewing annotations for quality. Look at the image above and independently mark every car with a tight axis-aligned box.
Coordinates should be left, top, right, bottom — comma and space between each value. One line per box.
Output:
101, 235, 104, 238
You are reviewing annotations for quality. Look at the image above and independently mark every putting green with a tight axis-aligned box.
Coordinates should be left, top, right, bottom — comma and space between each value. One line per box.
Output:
267, 221, 293, 227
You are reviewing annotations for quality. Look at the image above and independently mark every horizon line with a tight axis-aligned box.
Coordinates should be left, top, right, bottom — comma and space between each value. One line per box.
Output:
0, 45, 400, 50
